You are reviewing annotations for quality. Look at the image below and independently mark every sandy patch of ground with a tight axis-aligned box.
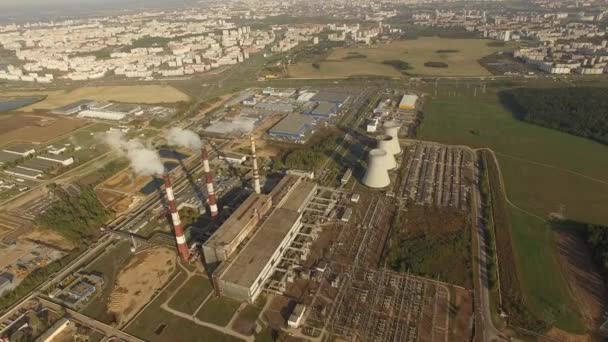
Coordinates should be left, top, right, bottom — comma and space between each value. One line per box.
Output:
99, 170, 152, 195
108, 247, 176, 326
6, 85, 190, 112
0, 240, 35, 269
23, 229, 74, 251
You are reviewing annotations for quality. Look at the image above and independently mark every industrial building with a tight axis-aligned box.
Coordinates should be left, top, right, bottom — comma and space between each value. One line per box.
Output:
203, 193, 272, 268
398, 94, 418, 110
0, 151, 22, 166
51, 100, 94, 115
268, 113, 315, 142
305, 101, 339, 119
2, 144, 36, 157
211, 175, 317, 303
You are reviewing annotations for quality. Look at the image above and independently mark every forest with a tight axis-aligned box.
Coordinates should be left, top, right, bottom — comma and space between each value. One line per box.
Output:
36, 184, 111, 242
500, 87, 608, 144
582, 224, 608, 275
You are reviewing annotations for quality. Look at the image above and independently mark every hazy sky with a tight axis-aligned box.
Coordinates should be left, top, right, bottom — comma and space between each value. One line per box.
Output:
0, 0, 201, 22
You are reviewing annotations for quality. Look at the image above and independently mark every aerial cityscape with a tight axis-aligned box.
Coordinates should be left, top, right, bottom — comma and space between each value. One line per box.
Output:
0, 0, 607, 341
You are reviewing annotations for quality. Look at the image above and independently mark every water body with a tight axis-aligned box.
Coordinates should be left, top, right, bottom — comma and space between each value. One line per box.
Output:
0, 97, 41, 112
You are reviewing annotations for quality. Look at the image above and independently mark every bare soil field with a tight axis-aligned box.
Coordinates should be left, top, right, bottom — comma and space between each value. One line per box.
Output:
108, 247, 176, 326
95, 188, 127, 210
289, 37, 515, 78
99, 170, 152, 195
554, 227, 607, 335
0, 114, 88, 146
23, 229, 74, 251
6, 85, 190, 112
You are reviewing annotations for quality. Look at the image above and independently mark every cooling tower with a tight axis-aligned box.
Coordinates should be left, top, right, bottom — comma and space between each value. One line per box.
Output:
383, 121, 402, 155
362, 149, 391, 189
376, 135, 398, 170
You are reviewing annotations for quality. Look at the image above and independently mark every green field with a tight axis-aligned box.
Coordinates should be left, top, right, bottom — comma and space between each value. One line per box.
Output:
288, 37, 517, 78
167, 275, 213, 315
508, 208, 584, 332
418, 82, 608, 332
81, 241, 133, 324
196, 296, 242, 327
126, 271, 243, 342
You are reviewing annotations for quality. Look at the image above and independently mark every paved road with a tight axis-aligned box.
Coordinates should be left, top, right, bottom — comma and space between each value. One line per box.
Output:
470, 155, 505, 342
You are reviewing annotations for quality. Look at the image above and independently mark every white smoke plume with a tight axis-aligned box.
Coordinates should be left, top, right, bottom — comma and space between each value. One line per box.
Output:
101, 131, 165, 176
166, 127, 201, 153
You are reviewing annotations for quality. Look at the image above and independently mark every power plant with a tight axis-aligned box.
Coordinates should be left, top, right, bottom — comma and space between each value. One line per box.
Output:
201, 147, 219, 219
383, 120, 402, 155
362, 148, 391, 188
250, 135, 261, 194
376, 135, 398, 170
163, 173, 190, 262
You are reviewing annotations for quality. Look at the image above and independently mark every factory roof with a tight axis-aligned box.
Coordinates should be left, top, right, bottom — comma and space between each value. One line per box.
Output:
268, 113, 314, 136
52, 100, 94, 114
4, 167, 43, 179
20, 158, 57, 172
279, 181, 316, 212
310, 91, 350, 104
0, 151, 21, 164
220, 207, 300, 287
399, 94, 418, 108
3, 143, 36, 154
219, 180, 316, 288
205, 193, 271, 248
308, 101, 338, 117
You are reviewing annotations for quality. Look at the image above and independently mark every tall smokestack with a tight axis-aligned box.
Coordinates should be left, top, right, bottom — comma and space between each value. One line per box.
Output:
250, 135, 261, 194
201, 147, 219, 219
163, 174, 190, 262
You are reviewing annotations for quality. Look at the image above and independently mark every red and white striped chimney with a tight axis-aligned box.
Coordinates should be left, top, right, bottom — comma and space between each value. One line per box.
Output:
163, 174, 190, 262
201, 147, 219, 219
250, 135, 261, 194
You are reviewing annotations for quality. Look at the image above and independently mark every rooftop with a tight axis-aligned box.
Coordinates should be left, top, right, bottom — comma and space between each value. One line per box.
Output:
205, 193, 271, 249
0, 151, 21, 164
52, 99, 94, 114
219, 207, 301, 287
268, 113, 314, 135
310, 91, 350, 104
219, 180, 316, 288
3, 143, 36, 154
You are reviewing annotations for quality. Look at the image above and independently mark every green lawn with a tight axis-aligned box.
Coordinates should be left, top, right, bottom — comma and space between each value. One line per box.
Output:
126, 271, 243, 342
81, 241, 133, 324
418, 85, 608, 225
167, 275, 213, 315
508, 208, 585, 333
417, 82, 608, 332
196, 296, 242, 327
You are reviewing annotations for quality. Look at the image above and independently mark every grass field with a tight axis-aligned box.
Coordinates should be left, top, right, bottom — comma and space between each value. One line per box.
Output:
417, 82, 608, 333
81, 241, 132, 324
509, 208, 585, 333
0, 115, 89, 146
5, 85, 190, 112
196, 296, 242, 327
167, 275, 213, 315
126, 271, 243, 342
288, 37, 516, 78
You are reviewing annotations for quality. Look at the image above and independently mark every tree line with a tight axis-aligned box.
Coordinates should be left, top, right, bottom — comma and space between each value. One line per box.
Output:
500, 87, 608, 145
36, 184, 111, 242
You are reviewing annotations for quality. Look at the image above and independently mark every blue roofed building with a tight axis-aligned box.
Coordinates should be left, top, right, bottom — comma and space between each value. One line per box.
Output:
305, 101, 339, 119
268, 113, 315, 143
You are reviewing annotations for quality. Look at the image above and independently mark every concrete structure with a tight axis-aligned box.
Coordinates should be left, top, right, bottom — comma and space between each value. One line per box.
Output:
163, 174, 190, 262
383, 121, 402, 155
250, 135, 261, 194
268, 113, 314, 142
213, 177, 316, 303
362, 149, 391, 189
398, 94, 418, 110
201, 147, 218, 219
51, 100, 93, 115
288, 304, 307, 328
306, 101, 339, 119
376, 135, 397, 170
3, 144, 36, 157
38, 318, 71, 342
203, 193, 272, 267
